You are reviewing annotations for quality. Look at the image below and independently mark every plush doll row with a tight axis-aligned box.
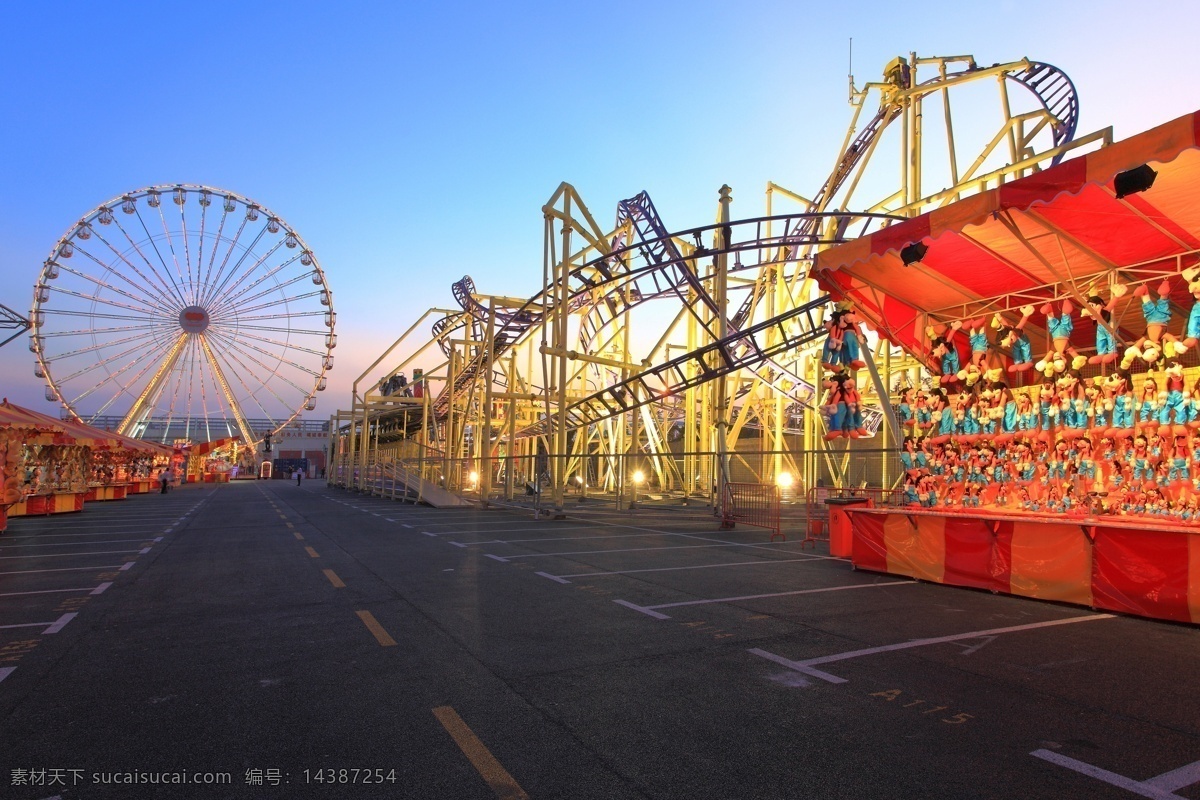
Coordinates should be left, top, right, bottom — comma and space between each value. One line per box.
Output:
896, 375, 1200, 520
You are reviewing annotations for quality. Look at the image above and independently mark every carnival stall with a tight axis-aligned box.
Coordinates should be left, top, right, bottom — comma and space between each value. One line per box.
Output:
0, 400, 91, 520
188, 437, 241, 483
813, 110, 1200, 624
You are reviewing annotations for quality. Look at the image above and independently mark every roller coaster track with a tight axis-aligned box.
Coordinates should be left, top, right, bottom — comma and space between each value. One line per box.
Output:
424, 203, 902, 436
557, 292, 835, 431
728, 59, 1080, 331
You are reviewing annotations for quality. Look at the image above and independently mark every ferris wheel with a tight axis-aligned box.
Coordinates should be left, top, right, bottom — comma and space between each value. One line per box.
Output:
29, 184, 335, 445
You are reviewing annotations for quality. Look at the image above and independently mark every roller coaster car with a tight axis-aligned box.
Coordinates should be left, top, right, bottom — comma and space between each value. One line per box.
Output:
883, 56, 911, 89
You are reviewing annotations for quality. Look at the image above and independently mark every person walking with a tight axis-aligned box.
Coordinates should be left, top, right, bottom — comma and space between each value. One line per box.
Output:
160, 469, 169, 494
296, 468, 303, 487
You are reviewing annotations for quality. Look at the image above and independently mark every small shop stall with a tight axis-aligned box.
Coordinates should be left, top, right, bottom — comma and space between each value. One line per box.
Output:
812, 110, 1200, 624
0, 400, 90, 520
188, 437, 241, 483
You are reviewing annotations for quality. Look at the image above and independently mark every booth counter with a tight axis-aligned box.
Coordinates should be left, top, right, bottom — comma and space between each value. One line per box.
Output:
848, 508, 1200, 625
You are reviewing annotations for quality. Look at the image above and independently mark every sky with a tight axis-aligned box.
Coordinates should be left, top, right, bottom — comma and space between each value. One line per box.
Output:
0, 0, 1197, 420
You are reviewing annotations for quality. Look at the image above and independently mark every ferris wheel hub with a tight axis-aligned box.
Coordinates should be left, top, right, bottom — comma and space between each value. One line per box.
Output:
178, 305, 211, 334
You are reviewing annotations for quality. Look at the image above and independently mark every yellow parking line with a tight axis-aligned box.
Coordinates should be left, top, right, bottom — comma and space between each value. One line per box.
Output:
293, 531, 304, 540
305, 546, 319, 558
432, 706, 529, 799
355, 610, 396, 647
323, 569, 345, 588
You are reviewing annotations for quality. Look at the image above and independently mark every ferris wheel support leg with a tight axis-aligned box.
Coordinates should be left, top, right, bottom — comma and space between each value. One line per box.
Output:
117, 333, 187, 437
197, 336, 259, 453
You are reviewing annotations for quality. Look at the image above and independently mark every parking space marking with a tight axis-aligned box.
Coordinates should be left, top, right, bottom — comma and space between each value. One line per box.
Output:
493, 540, 793, 560
0, 529, 168, 539
0, 538, 159, 549
0, 565, 127, 576
43, 613, 78, 634
0, 587, 101, 598
1031, 749, 1198, 800
90, 582, 113, 595
465, 529, 674, 544
750, 613, 1116, 684
305, 547, 320, 558
0, 667, 15, 683
544, 557, 826, 583
323, 569, 345, 588
0, 550, 144, 560
0, 622, 60, 631
615, 580, 915, 620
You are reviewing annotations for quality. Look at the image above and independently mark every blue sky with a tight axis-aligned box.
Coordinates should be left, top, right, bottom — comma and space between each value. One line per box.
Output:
1, 0, 1197, 417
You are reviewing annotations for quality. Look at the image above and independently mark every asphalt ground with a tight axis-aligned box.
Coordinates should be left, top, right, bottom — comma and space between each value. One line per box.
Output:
0, 480, 1196, 800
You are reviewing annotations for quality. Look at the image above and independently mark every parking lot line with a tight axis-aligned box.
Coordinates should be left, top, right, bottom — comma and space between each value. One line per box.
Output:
0, 667, 15, 684
0, 538, 159, 549
0, 550, 144, 560
0, 565, 126, 576
0, 587, 100, 598
43, 613, 78, 634
0, 529, 168, 539
545, 557, 826, 582
494, 541, 794, 560
615, 580, 916, 620
1030, 749, 1186, 800
750, 613, 1116, 684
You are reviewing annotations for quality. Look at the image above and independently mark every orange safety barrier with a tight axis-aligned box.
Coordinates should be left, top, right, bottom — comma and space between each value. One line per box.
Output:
721, 483, 782, 541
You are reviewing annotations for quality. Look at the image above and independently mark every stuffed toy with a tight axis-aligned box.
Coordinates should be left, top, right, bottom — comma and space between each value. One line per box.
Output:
1081, 283, 1127, 365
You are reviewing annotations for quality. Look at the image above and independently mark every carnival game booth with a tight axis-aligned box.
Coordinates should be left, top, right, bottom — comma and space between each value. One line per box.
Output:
0, 400, 91, 520
814, 110, 1200, 625
104, 430, 173, 495
188, 437, 241, 483
0, 401, 173, 505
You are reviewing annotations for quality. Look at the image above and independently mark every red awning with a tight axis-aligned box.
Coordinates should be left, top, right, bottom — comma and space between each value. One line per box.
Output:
192, 436, 240, 456
0, 400, 171, 454
814, 110, 1200, 364
0, 399, 67, 444
0, 401, 121, 448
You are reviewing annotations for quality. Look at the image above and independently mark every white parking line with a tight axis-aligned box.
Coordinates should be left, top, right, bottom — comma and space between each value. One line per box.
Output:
0, 550, 145, 560
1031, 749, 1196, 800
751, 613, 1116, 684
494, 541, 793, 560
616, 581, 916, 620
463, 529, 665, 544
43, 613, 78, 634
0, 538, 159, 549
0, 529, 170, 539
0, 666, 14, 683
547, 557, 826, 582
0, 565, 126, 576
90, 582, 113, 595
0, 587, 101, 598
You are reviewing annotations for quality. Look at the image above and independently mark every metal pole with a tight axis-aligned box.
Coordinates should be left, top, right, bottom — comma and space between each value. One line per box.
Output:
714, 186, 733, 511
